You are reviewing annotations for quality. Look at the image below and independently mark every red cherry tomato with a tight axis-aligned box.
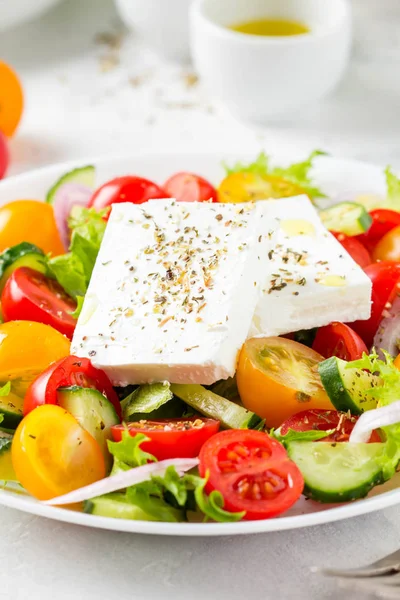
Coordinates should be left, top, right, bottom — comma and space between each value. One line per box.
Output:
312, 322, 368, 361
88, 176, 168, 212
280, 409, 381, 443
111, 417, 220, 461
331, 232, 371, 268
198, 430, 304, 520
0, 131, 9, 179
163, 172, 218, 203
1, 267, 77, 339
357, 209, 400, 253
351, 261, 400, 347
24, 355, 121, 418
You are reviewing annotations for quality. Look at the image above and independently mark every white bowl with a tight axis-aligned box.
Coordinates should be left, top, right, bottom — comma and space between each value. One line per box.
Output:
190, 0, 352, 122
115, 0, 194, 63
0, 0, 62, 32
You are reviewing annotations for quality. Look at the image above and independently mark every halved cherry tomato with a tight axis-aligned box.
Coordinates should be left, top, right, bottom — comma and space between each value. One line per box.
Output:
111, 417, 220, 461
351, 261, 400, 347
89, 176, 168, 212
0, 201, 64, 256
372, 225, 400, 263
331, 232, 371, 268
0, 61, 24, 137
312, 322, 368, 361
24, 355, 121, 418
163, 172, 217, 203
12, 404, 106, 500
0, 131, 9, 179
280, 409, 381, 443
357, 209, 400, 253
1, 267, 77, 339
199, 430, 304, 520
217, 172, 306, 203
237, 337, 332, 428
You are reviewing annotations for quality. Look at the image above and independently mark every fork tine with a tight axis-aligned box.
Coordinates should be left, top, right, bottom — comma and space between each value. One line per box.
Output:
338, 576, 400, 599
315, 549, 400, 578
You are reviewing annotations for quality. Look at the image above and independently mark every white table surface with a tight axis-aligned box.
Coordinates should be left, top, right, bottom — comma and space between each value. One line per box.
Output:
1, 1, 400, 598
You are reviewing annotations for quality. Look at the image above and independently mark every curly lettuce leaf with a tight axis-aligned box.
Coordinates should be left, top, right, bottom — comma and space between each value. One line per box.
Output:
184, 473, 245, 523
107, 430, 157, 475
223, 150, 326, 200
0, 382, 11, 397
347, 350, 398, 407
70, 295, 84, 319
271, 428, 335, 445
48, 208, 106, 299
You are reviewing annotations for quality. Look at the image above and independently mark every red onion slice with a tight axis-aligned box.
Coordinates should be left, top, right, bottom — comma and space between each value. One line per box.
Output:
52, 183, 92, 250
349, 401, 400, 443
43, 457, 199, 506
373, 292, 400, 358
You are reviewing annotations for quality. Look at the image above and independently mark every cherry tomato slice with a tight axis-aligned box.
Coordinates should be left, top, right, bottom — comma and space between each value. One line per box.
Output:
0, 61, 24, 137
12, 404, 105, 500
280, 409, 381, 443
163, 172, 217, 203
24, 355, 121, 418
89, 176, 169, 212
0, 131, 9, 179
199, 430, 304, 520
372, 225, 400, 263
351, 261, 400, 347
1, 267, 77, 339
331, 232, 371, 269
112, 417, 220, 461
357, 209, 400, 253
312, 322, 368, 361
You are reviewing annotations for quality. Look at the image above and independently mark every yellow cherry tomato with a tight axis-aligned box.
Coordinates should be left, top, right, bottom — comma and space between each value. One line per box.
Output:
12, 405, 106, 500
372, 225, 400, 263
237, 337, 332, 428
0, 200, 64, 256
0, 62, 24, 137
217, 172, 306, 204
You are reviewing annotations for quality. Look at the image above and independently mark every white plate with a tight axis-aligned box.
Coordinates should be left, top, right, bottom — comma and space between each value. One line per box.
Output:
0, 0, 62, 32
0, 150, 394, 536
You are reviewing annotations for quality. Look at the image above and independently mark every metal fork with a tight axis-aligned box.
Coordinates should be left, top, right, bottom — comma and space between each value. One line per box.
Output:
315, 549, 400, 578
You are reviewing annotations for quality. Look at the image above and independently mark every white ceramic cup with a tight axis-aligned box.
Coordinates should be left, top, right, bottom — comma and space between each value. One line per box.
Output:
190, 0, 352, 122
115, 0, 194, 63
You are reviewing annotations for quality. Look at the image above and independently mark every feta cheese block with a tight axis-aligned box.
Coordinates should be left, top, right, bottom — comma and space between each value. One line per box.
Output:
71, 200, 271, 385
250, 195, 372, 337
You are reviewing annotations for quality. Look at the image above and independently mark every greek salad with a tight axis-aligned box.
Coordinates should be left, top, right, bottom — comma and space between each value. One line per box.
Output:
1, 152, 400, 523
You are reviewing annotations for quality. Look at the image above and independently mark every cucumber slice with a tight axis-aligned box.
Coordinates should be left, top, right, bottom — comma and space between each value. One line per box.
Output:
0, 242, 46, 292
46, 165, 95, 204
319, 357, 378, 414
287, 441, 387, 502
57, 386, 119, 469
170, 384, 262, 429
319, 202, 372, 235
84, 492, 156, 520
0, 390, 23, 429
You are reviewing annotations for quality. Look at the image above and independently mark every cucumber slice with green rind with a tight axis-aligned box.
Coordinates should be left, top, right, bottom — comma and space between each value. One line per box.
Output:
0, 242, 46, 292
287, 441, 387, 502
318, 357, 379, 415
84, 493, 157, 520
170, 384, 262, 429
57, 386, 119, 470
46, 165, 96, 204
319, 202, 372, 235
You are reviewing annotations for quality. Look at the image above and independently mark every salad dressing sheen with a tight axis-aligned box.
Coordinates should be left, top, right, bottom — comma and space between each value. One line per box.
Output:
280, 220, 316, 237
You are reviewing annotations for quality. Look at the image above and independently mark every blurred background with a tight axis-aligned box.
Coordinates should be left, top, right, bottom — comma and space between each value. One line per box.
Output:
0, 0, 399, 176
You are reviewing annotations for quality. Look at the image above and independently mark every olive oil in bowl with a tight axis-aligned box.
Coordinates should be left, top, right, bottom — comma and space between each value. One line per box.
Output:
230, 19, 309, 37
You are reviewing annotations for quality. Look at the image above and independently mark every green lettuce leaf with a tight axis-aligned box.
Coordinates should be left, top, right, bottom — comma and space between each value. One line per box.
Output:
386, 167, 400, 209
347, 350, 398, 406
121, 382, 173, 420
223, 150, 326, 200
184, 473, 245, 523
0, 381, 11, 397
70, 296, 85, 319
107, 430, 157, 475
271, 427, 335, 445
48, 208, 107, 299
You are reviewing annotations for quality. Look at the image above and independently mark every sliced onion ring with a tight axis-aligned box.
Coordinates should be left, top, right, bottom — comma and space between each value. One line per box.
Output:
349, 402, 400, 443
373, 291, 400, 358
43, 458, 199, 506
52, 183, 92, 250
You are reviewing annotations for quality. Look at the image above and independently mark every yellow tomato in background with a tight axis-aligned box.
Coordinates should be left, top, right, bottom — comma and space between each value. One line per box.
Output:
217, 172, 306, 203
0, 61, 24, 137
236, 336, 332, 428
0, 201, 64, 256
12, 405, 106, 500
372, 225, 400, 263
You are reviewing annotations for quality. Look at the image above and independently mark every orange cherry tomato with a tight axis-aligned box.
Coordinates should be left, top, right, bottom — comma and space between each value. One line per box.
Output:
372, 225, 400, 263
217, 172, 305, 204
12, 405, 106, 500
0, 201, 64, 256
236, 337, 332, 428
0, 61, 24, 137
